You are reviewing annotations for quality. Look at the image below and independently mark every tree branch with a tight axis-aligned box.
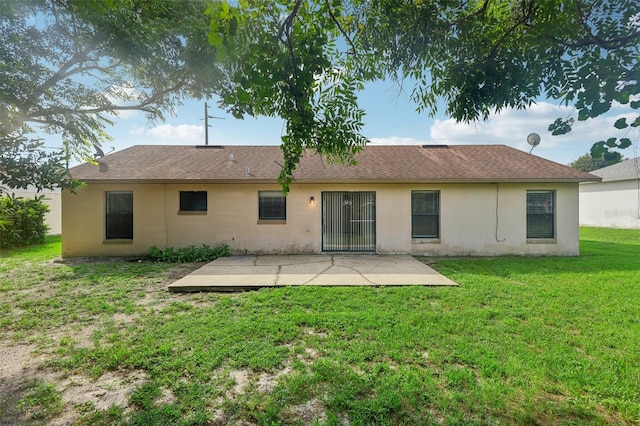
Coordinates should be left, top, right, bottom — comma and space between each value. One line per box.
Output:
22, 82, 189, 120
488, 1, 534, 58
546, 30, 640, 50
571, 0, 640, 50
276, 1, 305, 115
324, 0, 356, 55
280, 0, 304, 39
20, 44, 95, 112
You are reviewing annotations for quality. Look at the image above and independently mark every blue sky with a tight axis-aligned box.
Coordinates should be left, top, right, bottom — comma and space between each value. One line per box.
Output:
89, 79, 639, 167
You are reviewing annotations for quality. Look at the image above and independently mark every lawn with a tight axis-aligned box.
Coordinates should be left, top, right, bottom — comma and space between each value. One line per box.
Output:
0, 228, 638, 425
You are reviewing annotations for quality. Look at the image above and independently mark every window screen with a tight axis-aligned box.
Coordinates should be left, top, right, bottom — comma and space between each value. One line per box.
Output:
106, 192, 133, 239
180, 191, 207, 212
259, 191, 286, 220
411, 191, 440, 238
527, 190, 555, 239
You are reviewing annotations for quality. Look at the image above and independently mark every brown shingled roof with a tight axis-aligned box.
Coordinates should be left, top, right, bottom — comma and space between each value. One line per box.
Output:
68, 144, 600, 183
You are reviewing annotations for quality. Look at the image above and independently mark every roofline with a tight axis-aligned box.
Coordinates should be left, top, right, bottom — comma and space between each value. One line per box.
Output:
583, 176, 639, 183
71, 177, 601, 185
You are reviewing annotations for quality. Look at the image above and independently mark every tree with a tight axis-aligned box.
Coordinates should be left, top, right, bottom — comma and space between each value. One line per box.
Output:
3, 1, 638, 194
207, 0, 639, 188
1, 0, 222, 192
569, 152, 622, 172
0, 132, 76, 193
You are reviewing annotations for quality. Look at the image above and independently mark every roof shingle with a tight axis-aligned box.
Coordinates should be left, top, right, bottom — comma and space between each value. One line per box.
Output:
589, 157, 640, 182
68, 144, 600, 183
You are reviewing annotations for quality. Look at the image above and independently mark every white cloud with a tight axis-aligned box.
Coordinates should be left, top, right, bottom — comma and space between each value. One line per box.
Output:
369, 136, 428, 145
129, 125, 146, 135
430, 102, 569, 147
427, 102, 639, 164
146, 124, 204, 143
365, 102, 638, 165
125, 124, 205, 145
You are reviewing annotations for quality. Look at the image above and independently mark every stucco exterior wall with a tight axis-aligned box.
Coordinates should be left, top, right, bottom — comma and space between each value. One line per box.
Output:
62, 182, 580, 257
579, 180, 640, 229
11, 189, 62, 235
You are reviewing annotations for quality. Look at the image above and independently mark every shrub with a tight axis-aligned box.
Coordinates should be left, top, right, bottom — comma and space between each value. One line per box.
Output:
0, 194, 50, 248
147, 243, 230, 263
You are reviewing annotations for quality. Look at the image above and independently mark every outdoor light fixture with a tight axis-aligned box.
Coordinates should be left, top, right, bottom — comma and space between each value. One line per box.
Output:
310, 196, 315, 205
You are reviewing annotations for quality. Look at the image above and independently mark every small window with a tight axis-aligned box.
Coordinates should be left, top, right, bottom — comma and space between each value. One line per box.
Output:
259, 191, 286, 220
411, 191, 440, 238
106, 192, 133, 239
180, 191, 207, 212
527, 190, 555, 239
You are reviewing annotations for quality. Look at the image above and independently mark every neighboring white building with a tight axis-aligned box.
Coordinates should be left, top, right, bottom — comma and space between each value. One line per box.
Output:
579, 157, 640, 229
6, 187, 62, 235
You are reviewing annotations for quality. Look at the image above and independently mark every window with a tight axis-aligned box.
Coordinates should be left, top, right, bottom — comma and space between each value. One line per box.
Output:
527, 190, 555, 239
259, 191, 286, 220
106, 192, 133, 239
180, 191, 207, 212
411, 191, 439, 238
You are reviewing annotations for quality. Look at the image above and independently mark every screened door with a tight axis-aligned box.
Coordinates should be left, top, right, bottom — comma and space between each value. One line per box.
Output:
322, 191, 376, 252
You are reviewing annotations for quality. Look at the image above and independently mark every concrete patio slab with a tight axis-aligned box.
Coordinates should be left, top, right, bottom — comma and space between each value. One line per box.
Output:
168, 254, 457, 291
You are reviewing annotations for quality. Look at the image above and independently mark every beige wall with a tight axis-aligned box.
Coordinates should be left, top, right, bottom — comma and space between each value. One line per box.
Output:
579, 180, 640, 229
11, 189, 62, 235
62, 182, 580, 257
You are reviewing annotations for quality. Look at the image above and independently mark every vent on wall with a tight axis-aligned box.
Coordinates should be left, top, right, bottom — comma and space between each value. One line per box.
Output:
195, 145, 224, 149
421, 144, 449, 148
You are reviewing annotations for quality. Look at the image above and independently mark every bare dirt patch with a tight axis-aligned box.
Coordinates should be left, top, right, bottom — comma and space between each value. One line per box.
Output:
229, 369, 250, 396
52, 370, 147, 425
0, 343, 42, 424
288, 397, 328, 424
0, 259, 201, 425
0, 338, 148, 426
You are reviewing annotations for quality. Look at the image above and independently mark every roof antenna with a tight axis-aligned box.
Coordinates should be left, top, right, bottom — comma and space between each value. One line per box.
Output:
527, 133, 541, 154
201, 102, 225, 145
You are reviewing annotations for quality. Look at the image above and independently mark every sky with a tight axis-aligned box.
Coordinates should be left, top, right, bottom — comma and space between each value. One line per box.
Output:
82, 79, 639, 167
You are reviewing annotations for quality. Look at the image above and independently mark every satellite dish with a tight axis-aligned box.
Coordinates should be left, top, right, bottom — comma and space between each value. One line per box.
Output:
527, 133, 541, 154
93, 144, 105, 158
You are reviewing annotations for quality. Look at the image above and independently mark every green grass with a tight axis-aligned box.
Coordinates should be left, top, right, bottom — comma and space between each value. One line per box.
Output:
16, 379, 64, 421
0, 228, 639, 425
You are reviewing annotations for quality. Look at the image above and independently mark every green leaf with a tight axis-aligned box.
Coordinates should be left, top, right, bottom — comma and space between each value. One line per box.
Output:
613, 118, 628, 129
603, 151, 622, 163
548, 118, 573, 135
618, 138, 632, 149
605, 138, 617, 148
617, 92, 630, 104
590, 141, 606, 158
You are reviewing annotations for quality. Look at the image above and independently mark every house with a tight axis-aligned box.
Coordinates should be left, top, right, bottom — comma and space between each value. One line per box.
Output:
62, 144, 599, 257
7, 187, 62, 235
579, 157, 640, 229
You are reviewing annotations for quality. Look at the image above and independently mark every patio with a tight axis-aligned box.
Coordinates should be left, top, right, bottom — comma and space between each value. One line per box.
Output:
168, 254, 458, 291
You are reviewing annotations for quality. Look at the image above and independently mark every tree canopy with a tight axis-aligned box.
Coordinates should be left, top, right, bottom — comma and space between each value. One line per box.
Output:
1, 0, 221, 192
207, 0, 639, 189
569, 152, 622, 172
2, 0, 638, 193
